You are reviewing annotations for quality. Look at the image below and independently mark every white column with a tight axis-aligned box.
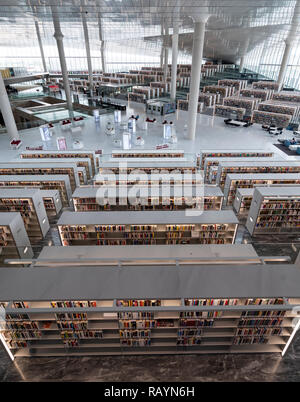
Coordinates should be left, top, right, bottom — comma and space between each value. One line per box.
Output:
51, 5, 73, 117
82, 9, 93, 96
239, 56, 245, 72
0, 73, 19, 140
98, 14, 106, 74
170, 24, 179, 101
160, 22, 164, 68
277, 40, 293, 90
163, 26, 169, 81
34, 20, 47, 72
187, 17, 208, 140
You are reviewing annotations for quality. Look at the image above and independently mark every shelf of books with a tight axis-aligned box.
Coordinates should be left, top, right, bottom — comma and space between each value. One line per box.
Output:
72, 186, 223, 212
128, 92, 145, 103
218, 79, 247, 92
252, 81, 279, 91
0, 162, 80, 192
98, 161, 198, 175
203, 86, 232, 98
0, 189, 49, 243
258, 102, 297, 117
197, 150, 274, 170
1, 292, 299, 357
246, 187, 300, 236
177, 100, 203, 113
35, 244, 261, 266
93, 173, 202, 187
214, 105, 245, 120
251, 110, 292, 127
0, 175, 72, 207
223, 97, 259, 114
233, 188, 254, 219
272, 91, 300, 104
216, 161, 300, 190
0, 212, 33, 266
39, 190, 62, 219
57, 210, 238, 246
77, 167, 87, 185
223, 173, 300, 206
186, 92, 217, 107
111, 150, 185, 158
240, 89, 272, 101
20, 151, 98, 177
203, 156, 278, 184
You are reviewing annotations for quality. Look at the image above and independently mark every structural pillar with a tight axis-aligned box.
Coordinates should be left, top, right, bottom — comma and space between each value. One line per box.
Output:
239, 56, 245, 73
163, 26, 169, 81
187, 17, 208, 140
277, 0, 300, 90
170, 24, 179, 101
160, 22, 164, 69
0, 73, 19, 140
98, 14, 106, 74
51, 5, 73, 117
81, 8, 93, 96
34, 20, 47, 72
277, 40, 293, 90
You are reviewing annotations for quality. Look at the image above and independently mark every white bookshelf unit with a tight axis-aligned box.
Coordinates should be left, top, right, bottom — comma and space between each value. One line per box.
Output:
0, 189, 49, 243
216, 161, 300, 189
99, 161, 198, 174
223, 173, 300, 206
20, 151, 98, 177
0, 212, 33, 266
77, 167, 87, 185
35, 244, 261, 266
197, 150, 274, 169
0, 175, 72, 207
93, 173, 202, 186
72, 186, 223, 212
0, 162, 80, 192
57, 210, 239, 246
111, 150, 185, 158
39, 190, 62, 219
203, 156, 279, 183
246, 187, 300, 236
0, 264, 300, 357
233, 188, 254, 218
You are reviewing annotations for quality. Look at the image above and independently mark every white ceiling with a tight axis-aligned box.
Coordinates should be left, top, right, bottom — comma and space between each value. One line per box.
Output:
0, 0, 299, 62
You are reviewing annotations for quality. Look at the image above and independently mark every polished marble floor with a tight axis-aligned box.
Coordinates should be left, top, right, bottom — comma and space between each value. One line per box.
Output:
1, 100, 300, 382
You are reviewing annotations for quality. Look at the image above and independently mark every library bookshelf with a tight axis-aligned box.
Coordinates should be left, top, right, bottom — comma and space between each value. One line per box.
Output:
203, 156, 279, 183
35, 244, 261, 266
197, 150, 274, 169
20, 151, 98, 177
57, 210, 238, 246
0, 212, 33, 266
246, 187, 300, 236
223, 173, 300, 206
111, 150, 185, 158
39, 190, 62, 219
93, 173, 203, 187
216, 161, 300, 189
0, 175, 72, 207
0, 264, 300, 357
252, 110, 292, 128
0, 189, 49, 243
77, 167, 87, 185
17, 157, 93, 182
233, 188, 254, 219
0, 162, 80, 192
99, 161, 198, 175
72, 186, 223, 212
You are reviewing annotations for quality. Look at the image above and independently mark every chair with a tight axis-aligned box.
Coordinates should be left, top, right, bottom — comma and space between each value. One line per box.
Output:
284, 140, 291, 147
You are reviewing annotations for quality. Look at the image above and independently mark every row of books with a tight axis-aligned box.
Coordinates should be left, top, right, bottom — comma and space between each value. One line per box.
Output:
178, 328, 203, 337
51, 301, 97, 308
235, 327, 282, 336
60, 330, 103, 339
4, 330, 42, 340
55, 313, 87, 321
180, 319, 214, 327
120, 330, 151, 338
119, 320, 156, 329
238, 318, 283, 327
241, 310, 286, 317
233, 336, 269, 345
118, 312, 154, 319
261, 201, 300, 210
177, 338, 202, 345
57, 321, 88, 330
117, 299, 161, 307
185, 298, 238, 306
